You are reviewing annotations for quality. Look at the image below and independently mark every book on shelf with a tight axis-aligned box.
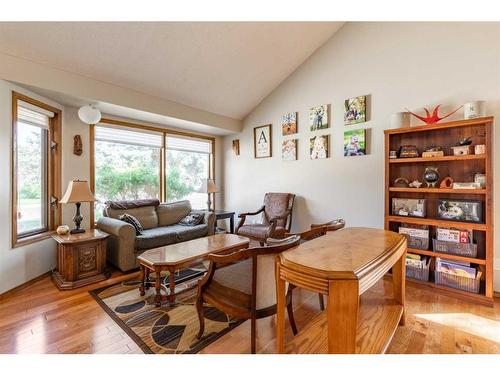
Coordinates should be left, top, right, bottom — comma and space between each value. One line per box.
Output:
436, 257, 477, 279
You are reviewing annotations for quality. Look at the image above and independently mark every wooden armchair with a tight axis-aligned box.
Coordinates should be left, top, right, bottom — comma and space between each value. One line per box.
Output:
195, 235, 301, 353
311, 218, 345, 231
235, 192, 295, 244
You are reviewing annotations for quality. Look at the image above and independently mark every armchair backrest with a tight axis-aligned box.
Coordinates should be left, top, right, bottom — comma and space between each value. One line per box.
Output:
262, 192, 295, 231
252, 234, 300, 309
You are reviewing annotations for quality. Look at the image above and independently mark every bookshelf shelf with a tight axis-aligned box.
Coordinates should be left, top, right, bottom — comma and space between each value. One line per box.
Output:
389, 154, 485, 164
384, 117, 494, 306
388, 216, 487, 231
388, 187, 486, 195
407, 248, 486, 265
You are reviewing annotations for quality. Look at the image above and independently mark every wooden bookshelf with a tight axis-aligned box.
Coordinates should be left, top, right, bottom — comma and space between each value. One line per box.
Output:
384, 117, 494, 306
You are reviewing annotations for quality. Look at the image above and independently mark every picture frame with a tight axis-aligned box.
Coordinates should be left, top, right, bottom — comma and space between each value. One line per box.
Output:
282, 139, 297, 161
281, 112, 298, 136
310, 134, 329, 159
232, 139, 240, 156
438, 199, 482, 223
392, 198, 426, 218
254, 124, 272, 158
309, 104, 330, 131
344, 95, 367, 125
344, 128, 366, 156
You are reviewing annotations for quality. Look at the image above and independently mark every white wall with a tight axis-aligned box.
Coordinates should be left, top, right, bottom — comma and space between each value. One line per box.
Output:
222, 22, 500, 291
0, 81, 63, 294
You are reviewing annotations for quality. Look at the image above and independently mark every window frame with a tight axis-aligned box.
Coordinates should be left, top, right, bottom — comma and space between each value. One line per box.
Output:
11, 92, 62, 248
89, 118, 215, 227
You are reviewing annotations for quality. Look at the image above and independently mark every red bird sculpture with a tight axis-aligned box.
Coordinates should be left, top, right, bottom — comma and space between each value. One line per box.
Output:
405, 105, 463, 124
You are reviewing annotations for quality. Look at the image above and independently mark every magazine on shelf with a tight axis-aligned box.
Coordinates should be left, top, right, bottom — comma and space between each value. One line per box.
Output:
436, 227, 473, 243
435, 257, 476, 279
399, 226, 429, 239
406, 254, 427, 268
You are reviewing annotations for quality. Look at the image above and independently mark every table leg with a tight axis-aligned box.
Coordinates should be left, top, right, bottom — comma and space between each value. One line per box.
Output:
392, 250, 406, 325
145, 268, 150, 290
275, 259, 286, 353
168, 268, 176, 304
139, 264, 146, 296
327, 280, 359, 354
154, 270, 162, 307
230, 215, 234, 234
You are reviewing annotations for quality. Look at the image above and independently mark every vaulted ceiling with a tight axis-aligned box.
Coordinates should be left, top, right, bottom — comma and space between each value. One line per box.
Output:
0, 22, 344, 120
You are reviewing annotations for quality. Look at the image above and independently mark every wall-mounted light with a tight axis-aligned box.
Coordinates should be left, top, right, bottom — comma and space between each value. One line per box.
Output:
78, 104, 102, 125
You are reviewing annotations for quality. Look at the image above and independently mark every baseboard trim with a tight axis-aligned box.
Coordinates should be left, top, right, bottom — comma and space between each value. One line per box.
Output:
0, 271, 51, 300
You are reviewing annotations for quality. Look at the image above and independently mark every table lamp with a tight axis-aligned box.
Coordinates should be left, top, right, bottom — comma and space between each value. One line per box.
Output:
206, 179, 218, 211
60, 180, 95, 234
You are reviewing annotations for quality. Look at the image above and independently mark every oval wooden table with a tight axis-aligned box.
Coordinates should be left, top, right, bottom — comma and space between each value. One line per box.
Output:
275, 227, 407, 354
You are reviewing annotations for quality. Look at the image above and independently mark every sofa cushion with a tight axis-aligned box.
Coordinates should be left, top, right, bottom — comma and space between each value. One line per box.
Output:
118, 213, 143, 235
157, 200, 192, 227
135, 224, 208, 251
179, 212, 205, 226
106, 205, 159, 230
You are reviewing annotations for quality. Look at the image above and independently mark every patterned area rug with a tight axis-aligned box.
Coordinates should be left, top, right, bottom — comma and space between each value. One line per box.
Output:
89, 267, 244, 354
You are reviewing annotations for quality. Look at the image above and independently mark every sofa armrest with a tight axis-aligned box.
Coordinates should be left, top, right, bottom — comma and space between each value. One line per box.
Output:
193, 210, 215, 235
97, 217, 136, 239
97, 217, 137, 271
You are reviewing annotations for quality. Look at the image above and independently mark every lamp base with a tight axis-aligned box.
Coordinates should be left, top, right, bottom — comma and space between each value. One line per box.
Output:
70, 228, 86, 235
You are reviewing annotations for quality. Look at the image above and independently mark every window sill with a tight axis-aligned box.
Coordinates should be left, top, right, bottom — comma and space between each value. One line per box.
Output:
12, 230, 56, 249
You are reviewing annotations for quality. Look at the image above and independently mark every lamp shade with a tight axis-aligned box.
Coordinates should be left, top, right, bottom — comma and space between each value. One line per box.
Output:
60, 180, 95, 203
206, 179, 218, 193
78, 105, 102, 125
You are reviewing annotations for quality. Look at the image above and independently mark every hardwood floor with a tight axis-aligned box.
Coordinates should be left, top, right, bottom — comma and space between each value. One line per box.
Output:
1, 271, 499, 354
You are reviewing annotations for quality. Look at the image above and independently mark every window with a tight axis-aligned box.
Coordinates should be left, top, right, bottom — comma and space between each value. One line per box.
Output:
12, 93, 61, 246
91, 120, 215, 223
93, 125, 162, 220
166, 135, 212, 209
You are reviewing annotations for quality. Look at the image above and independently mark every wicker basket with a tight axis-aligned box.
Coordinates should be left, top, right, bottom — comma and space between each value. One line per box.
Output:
405, 235, 429, 250
434, 270, 480, 293
406, 258, 430, 281
432, 239, 477, 258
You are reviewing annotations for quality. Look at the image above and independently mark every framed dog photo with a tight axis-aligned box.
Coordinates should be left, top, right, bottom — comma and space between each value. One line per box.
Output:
254, 124, 272, 158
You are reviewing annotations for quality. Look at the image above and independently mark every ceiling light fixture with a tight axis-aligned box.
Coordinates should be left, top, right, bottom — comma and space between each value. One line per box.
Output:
78, 104, 102, 125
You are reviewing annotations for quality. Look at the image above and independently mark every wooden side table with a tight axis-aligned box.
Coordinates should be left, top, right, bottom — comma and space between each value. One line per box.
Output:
52, 229, 110, 290
214, 210, 235, 233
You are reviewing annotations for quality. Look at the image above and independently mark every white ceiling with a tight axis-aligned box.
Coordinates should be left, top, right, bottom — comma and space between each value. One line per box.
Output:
0, 22, 344, 120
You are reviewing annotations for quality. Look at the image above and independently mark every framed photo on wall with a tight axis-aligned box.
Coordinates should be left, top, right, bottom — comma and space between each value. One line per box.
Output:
254, 124, 272, 158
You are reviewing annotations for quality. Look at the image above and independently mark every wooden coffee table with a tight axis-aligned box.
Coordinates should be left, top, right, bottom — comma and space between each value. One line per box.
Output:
137, 234, 250, 306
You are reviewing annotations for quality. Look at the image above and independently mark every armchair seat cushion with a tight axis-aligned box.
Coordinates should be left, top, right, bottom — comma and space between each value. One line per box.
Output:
135, 224, 208, 251
237, 224, 286, 240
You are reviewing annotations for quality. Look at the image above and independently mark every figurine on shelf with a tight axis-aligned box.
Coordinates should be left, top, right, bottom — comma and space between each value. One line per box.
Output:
457, 137, 473, 146
423, 167, 440, 188
409, 180, 423, 188
394, 177, 410, 187
405, 104, 463, 125
439, 177, 454, 189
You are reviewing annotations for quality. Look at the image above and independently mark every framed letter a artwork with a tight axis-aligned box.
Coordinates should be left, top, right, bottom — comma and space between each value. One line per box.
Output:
254, 124, 272, 158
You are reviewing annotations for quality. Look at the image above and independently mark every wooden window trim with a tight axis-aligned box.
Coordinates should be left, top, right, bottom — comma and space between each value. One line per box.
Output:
11, 92, 62, 248
89, 118, 216, 227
